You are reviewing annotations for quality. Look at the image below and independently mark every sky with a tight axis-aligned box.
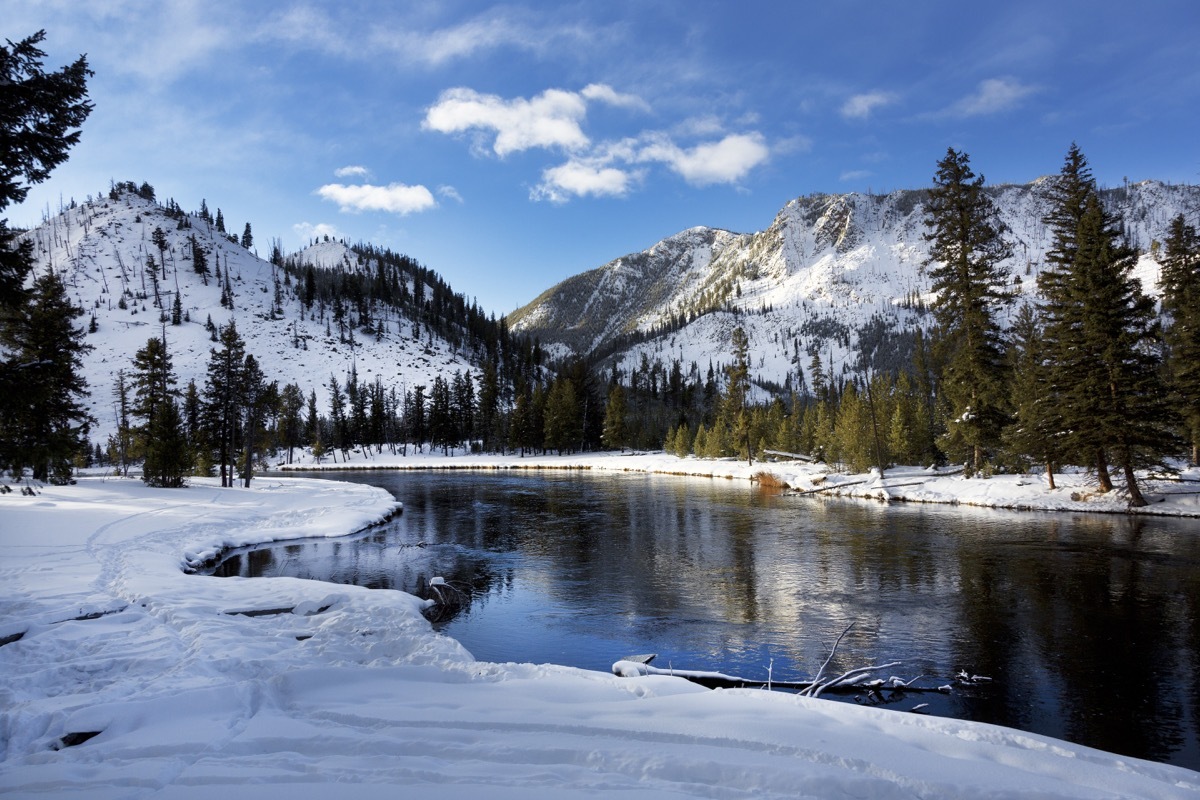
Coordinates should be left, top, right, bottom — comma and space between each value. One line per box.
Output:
8, 0, 1200, 316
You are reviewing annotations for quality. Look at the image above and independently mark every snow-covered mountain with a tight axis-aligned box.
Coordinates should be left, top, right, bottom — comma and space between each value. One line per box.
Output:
510, 180, 1200, 392
20, 187, 487, 443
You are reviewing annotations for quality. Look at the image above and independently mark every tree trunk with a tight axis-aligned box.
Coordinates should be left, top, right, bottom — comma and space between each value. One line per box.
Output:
1095, 448, 1114, 493
1123, 459, 1147, 507
1045, 460, 1056, 491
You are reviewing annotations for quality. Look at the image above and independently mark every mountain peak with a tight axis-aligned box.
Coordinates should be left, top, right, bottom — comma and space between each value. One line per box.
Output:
511, 178, 1200, 390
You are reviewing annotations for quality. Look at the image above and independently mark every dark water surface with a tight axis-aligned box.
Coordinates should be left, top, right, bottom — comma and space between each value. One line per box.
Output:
215, 470, 1200, 770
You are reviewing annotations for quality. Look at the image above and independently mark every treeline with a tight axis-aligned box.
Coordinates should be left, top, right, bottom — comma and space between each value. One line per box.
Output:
609, 146, 1198, 508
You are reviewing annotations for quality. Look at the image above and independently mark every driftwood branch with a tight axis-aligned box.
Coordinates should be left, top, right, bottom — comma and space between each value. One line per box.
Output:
802, 622, 855, 696
613, 622, 952, 701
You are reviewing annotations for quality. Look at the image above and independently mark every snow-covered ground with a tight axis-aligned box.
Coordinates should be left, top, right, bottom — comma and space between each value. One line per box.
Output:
281, 447, 1200, 518
2, 469, 1198, 798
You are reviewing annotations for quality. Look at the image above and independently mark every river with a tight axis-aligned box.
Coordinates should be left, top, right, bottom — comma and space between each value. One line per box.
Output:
212, 469, 1200, 770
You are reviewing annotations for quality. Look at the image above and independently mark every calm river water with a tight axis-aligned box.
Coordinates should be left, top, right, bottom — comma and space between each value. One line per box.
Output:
215, 470, 1200, 769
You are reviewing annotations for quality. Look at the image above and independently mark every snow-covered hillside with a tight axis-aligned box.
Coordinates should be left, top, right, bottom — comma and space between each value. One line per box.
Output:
511, 180, 1200, 390
20, 189, 482, 444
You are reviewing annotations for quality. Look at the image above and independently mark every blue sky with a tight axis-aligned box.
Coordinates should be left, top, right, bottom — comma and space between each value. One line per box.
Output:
10, 0, 1200, 315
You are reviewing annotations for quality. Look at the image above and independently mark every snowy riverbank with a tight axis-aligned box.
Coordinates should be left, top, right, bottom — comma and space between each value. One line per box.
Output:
279, 447, 1200, 517
2, 473, 1197, 797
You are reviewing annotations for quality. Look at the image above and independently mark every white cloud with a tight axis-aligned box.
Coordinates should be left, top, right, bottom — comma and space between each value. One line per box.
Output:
950, 78, 1037, 117
316, 182, 437, 215
334, 165, 370, 178
423, 83, 646, 158
639, 133, 771, 186
424, 87, 591, 156
580, 83, 651, 112
293, 221, 342, 241
839, 169, 873, 181
841, 91, 897, 120
533, 161, 639, 203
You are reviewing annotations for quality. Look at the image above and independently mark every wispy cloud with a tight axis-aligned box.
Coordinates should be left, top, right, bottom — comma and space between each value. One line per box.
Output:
580, 83, 651, 112
840, 91, 897, 120
334, 165, 370, 178
263, 5, 599, 69
293, 221, 342, 241
316, 182, 437, 215
437, 185, 464, 204
948, 77, 1037, 117
839, 169, 873, 181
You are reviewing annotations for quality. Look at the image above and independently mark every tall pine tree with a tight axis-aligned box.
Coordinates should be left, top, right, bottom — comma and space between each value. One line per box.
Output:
0, 269, 92, 481
203, 322, 246, 486
130, 334, 188, 487
1039, 146, 1180, 505
922, 148, 1013, 475
0, 31, 92, 311
0, 31, 92, 480
1160, 214, 1200, 464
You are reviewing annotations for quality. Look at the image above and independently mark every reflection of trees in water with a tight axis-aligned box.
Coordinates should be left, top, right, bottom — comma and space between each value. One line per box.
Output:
954, 514, 1198, 764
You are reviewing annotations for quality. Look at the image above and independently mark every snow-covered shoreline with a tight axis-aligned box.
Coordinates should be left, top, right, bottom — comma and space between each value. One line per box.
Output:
1, 473, 1197, 798
278, 448, 1200, 518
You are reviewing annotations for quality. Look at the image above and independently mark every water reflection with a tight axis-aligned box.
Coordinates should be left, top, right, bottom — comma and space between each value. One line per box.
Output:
213, 470, 1200, 770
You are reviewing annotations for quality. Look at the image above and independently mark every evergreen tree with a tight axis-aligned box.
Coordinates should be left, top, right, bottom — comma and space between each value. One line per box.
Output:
239, 354, 272, 487
1040, 147, 1180, 504
1002, 304, 1063, 487
241, 222, 253, 250
190, 235, 209, 284
923, 148, 1013, 475
429, 375, 454, 455
130, 335, 190, 487
0, 31, 92, 312
721, 326, 753, 463
183, 379, 211, 476
1038, 145, 1112, 487
305, 388, 321, 449
152, 226, 169, 278
452, 370, 476, 450
0, 269, 93, 481
1160, 214, 1200, 464
171, 291, 182, 325
143, 396, 189, 487
215, 208, 225, 234
510, 388, 532, 455
278, 383, 306, 465
0, 32, 92, 479
601, 384, 628, 451
476, 362, 503, 453
544, 378, 581, 454
833, 382, 875, 472
109, 369, 133, 476
328, 375, 348, 460
203, 322, 246, 486
406, 385, 427, 453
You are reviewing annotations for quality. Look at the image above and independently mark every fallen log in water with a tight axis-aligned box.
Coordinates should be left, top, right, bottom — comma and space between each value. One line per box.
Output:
612, 655, 952, 695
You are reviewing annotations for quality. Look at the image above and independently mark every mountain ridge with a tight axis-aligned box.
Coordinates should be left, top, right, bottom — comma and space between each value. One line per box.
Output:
509, 179, 1200, 392
19, 186, 503, 444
